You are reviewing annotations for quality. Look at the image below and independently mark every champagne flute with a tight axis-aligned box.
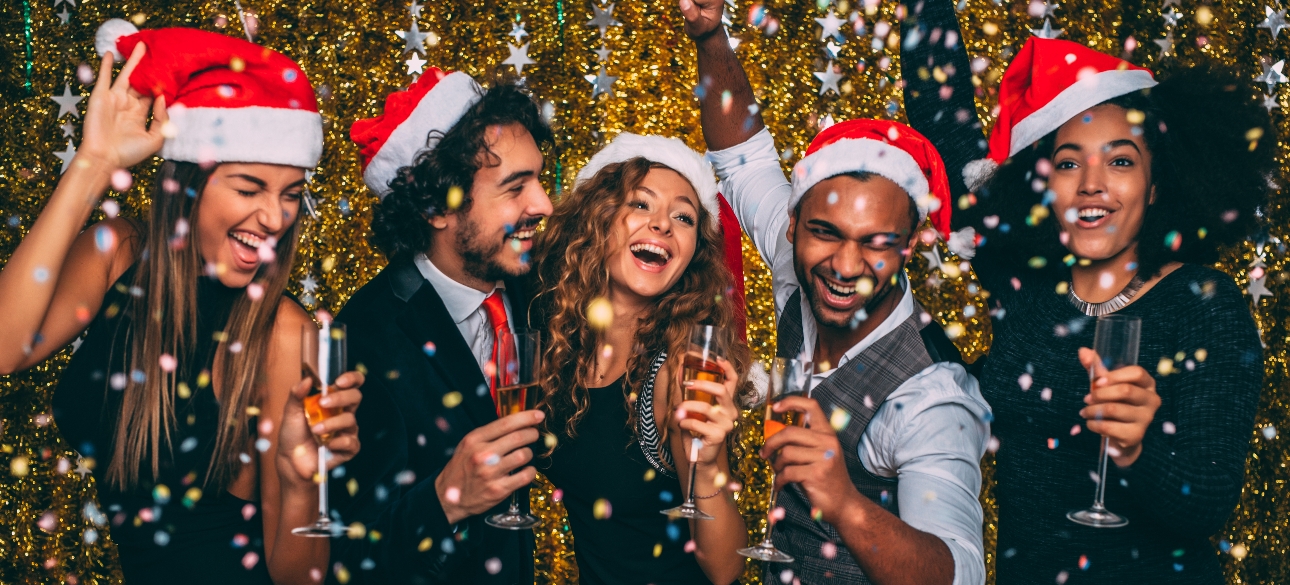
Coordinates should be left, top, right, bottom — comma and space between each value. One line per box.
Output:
661, 324, 725, 521
1067, 314, 1141, 528
293, 321, 347, 537
739, 357, 812, 563
485, 329, 543, 530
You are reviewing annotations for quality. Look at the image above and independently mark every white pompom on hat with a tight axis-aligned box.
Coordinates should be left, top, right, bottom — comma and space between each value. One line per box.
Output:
574, 133, 721, 220
93, 18, 323, 168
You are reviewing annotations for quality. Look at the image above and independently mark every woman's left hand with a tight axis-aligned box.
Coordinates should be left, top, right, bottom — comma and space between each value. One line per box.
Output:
675, 358, 739, 466
277, 370, 364, 486
1078, 347, 1161, 467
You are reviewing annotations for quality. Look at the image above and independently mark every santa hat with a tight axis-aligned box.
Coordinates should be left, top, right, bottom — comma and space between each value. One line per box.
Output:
351, 69, 483, 197
95, 19, 322, 168
791, 119, 955, 239
575, 133, 721, 220
963, 36, 1157, 191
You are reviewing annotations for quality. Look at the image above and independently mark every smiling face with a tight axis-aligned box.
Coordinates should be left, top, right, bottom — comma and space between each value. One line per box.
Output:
195, 163, 305, 288
605, 167, 702, 304
431, 122, 550, 288
788, 173, 916, 330
1048, 103, 1155, 263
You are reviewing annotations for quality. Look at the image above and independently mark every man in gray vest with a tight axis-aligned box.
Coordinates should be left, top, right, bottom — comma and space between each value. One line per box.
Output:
682, 2, 990, 584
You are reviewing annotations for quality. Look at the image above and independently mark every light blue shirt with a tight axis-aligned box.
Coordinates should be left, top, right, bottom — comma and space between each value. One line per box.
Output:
709, 128, 990, 585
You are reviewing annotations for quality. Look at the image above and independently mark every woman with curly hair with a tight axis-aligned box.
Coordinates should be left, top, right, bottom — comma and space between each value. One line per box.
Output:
901, 3, 1273, 582
531, 134, 751, 585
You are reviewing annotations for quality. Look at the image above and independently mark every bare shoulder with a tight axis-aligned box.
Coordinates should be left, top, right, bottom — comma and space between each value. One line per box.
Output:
270, 297, 311, 354
68, 217, 144, 284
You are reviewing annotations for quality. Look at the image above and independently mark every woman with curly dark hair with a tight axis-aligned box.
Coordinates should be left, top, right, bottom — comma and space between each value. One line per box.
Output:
902, 3, 1273, 582
531, 134, 752, 585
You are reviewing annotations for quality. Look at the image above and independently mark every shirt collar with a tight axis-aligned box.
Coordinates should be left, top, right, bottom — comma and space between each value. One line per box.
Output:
413, 253, 504, 325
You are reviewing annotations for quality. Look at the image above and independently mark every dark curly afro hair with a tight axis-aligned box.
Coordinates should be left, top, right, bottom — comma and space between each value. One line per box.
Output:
369, 82, 553, 263
968, 62, 1277, 283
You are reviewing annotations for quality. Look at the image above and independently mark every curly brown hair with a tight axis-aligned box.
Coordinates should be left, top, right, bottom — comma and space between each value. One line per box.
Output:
530, 157, 752, 464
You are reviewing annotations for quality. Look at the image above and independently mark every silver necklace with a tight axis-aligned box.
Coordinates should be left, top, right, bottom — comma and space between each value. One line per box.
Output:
1067, 276, 1146, 317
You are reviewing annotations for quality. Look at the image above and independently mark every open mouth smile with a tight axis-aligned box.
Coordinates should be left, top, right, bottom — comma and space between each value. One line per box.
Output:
1074, 206, 1114, 228
629, 241, 673, 273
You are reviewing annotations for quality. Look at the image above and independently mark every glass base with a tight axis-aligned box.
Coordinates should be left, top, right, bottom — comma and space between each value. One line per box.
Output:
738, 542, 794, 563
1067, 507, 1129, 528
486, 512, 541, 530
292, 518, 346, 538
660, 502, 714, 521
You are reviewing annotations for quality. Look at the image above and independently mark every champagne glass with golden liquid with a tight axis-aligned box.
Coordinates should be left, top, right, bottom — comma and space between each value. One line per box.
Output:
738, 357, 812, 562
661, 324, 726, 520
293, 321, 347, 537
486, 329, 543, 530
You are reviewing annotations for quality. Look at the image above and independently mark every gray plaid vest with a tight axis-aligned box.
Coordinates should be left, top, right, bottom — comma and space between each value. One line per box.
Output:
770, 288, 956, 584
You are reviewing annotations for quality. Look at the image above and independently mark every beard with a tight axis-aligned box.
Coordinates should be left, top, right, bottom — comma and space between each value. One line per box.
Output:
793, 255, 900, 330
454, 212, 540, 283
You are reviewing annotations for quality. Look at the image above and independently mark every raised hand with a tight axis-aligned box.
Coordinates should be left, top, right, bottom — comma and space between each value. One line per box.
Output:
676, 357, 738, 466
80, 43, 169, 170
678, 0, 726, 41
760, 396, 860, 525
1078, 347, 1161, 467
434, 410, 544, 524
277, 371, 364, 485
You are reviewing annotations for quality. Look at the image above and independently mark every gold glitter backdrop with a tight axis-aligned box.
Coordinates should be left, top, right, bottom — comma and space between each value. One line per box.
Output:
0, 0, 1282, 583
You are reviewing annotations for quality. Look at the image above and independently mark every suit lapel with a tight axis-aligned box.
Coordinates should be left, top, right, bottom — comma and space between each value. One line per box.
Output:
388, 261, 498, 430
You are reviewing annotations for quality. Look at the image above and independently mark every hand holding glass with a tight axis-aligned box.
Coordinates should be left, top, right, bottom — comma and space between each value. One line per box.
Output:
661, 324, 726, 520
485, 329, 543, 530
293, 322, 347, 537
738, 357, 812, 562
1067, 314, 1140, 528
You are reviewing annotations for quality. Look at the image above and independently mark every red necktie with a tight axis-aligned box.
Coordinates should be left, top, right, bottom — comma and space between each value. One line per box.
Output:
481, 290, 514, 404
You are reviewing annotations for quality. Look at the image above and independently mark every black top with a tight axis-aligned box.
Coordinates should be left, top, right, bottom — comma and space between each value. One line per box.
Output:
539, 376, 711, 585
329, 258, 533, 584
900, 4, 1264, 582
52, 265, 271, 584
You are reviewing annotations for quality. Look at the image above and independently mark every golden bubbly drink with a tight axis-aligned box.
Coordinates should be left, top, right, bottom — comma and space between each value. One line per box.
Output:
682, 352, 723, 422
495, 383, 539, 417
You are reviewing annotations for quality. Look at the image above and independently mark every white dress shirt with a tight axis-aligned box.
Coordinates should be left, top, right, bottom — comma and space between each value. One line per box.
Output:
708, 127, 991, 585
413, 253, 512, 377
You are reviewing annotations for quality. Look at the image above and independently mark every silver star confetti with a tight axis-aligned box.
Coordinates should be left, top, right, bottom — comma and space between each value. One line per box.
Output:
51, 83, 83, 119
1263, 93, 1281, 112
409, 0, 423, 19
60, 120, 76, 138
815, 10, 845, 42
503, 42, 536, 76
1039, 1, 1060, 18
585, 65, 618, 98
54, 139, 76, 174
1161, 7, 1181, 27
824, 39, 844, 60
405, 53, 427, 75
1030, 18, 1064, 39
1161, 0, 1181, 8
814, 61, 843, 96
594, 44, 611, 62
397, 20, 429, 54
1249, 274, 1273, 303
53, 0, 75, 6
1260, 6, 1289, 40
508, 21, 529, 43
1153, 31, 1175, 59
1256, 59, 1289, 92
300, 275, 319, 293
586, 3, 622, 37
57, 7, 70, 25
921, 250, 946, 272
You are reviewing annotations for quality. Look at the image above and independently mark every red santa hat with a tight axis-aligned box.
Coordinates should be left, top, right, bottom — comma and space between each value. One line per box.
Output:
962, 36, 1157, 191
791, 119, 954, 240
351, 69, 483, 198
94, 19, 322, 168
574, 133, 720, 220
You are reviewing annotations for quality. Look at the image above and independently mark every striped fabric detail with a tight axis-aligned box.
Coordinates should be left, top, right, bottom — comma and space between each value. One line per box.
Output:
635, 352, 676, 478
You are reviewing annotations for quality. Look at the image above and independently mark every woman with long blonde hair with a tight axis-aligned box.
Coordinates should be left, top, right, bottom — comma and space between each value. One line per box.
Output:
0, 23, 362, 584
531, 134, 751, 584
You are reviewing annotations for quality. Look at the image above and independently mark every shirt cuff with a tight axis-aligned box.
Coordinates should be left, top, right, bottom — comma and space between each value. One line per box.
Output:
941, 533, 986, 585
705, 126, 779, 181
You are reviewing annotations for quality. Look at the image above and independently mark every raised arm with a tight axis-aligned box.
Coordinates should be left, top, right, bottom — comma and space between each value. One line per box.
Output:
0, 46, 164, 374
680, 0, 763, 151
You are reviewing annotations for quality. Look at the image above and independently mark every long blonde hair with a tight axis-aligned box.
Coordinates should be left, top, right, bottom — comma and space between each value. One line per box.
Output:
107, 161, 300, 491
531, 157, 752, 462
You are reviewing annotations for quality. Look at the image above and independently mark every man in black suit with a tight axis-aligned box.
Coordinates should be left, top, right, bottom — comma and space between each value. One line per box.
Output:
328, 70, 554, 584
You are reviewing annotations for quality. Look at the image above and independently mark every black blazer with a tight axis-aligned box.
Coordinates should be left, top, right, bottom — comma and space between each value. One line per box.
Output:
329, 258, 533, 584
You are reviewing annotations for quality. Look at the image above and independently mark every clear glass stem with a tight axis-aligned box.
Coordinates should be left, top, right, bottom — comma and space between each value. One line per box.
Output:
317, 445, 329, 519
683, 437, 700, 505
1093, 436, 1110, 511
759, 474, 780, 547
507, 492, 521, 515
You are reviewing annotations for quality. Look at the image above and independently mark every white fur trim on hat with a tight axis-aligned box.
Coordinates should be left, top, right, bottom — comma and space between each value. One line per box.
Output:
95, 18, 139, 63
1008, 68, 1157, 158
946, 226, 977, 260
790, 138, 930, 218
962, 157, 999, 192
161, 106, 324, 167
364, 72, 483, 198
575, 133, 720, 219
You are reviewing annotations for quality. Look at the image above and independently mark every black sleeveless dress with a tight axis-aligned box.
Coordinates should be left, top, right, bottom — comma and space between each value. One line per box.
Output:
539, 357, 714, 585
51, 265, 273, 584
